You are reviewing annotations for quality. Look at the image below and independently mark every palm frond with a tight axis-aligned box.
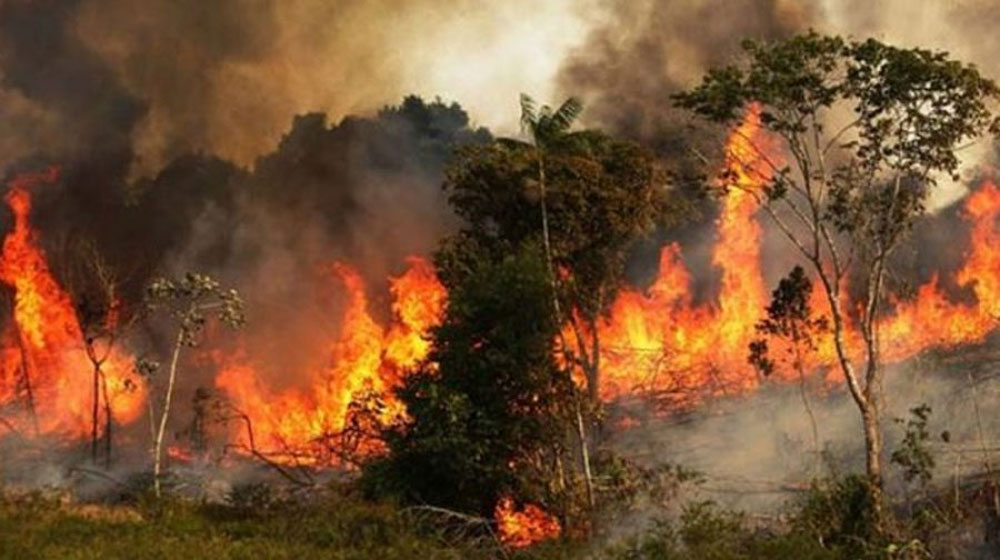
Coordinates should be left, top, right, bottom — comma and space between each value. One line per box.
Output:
550, 97, 583, 134
519, 93, 538, 133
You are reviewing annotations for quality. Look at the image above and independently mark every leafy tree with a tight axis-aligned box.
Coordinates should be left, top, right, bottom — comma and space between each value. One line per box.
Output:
366, 246, 577, 521
676, 32, 1000, 521
142, 272, 245, 497
499, 95, 582, 369
439, 98, 677, 510
441, 96, 676, 402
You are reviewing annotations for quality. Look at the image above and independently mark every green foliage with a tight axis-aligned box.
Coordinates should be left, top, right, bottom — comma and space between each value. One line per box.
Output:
891, 405, 935, 486
795, 475, 886, 558
749, 265, 828, 376
516, 94, 585, 148
365, 246, 576, 518
592, 453, 702, 511
225, 482, 278, 515
610, 476, 942, 560
612, 501, 837, 560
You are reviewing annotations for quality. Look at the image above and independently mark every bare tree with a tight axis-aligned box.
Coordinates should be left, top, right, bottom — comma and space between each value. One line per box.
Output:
66, 240, 140, 467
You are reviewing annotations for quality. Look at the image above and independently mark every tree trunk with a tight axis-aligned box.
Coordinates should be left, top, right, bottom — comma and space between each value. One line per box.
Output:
861, 401, 882, 482
586, 319, 600, 404
91, 362, 100, 463
860, 254, 888, 525
536, 149, 596, 510
101, 371, 113, 468
821, 276, 886, 526
153, 329, 184, 498
575, 399, 595, 509
15, 330, 38, 435
861, 400, 885, 525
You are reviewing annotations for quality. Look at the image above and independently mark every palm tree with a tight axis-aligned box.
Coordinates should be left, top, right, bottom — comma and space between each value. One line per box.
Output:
499, 94, 583, 326
501, 95, 595, 508
503, 95, 583, 319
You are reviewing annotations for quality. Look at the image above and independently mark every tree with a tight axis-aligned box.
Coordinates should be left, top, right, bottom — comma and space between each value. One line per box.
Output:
675, 32, 1000, 521
442, 97, 677, 403
749, 265, 828, 474
502, 95, 584, 336
73, 242, 134, 468
52, 235, 141, 467
440, 99, 678, 511
143, 273, 245, 497
366, 246, 578, 522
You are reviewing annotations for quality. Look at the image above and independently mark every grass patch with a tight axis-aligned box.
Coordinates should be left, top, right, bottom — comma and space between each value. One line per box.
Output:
0, 490, 481, 560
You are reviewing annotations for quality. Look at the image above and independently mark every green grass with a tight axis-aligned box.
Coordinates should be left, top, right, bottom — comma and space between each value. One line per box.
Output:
0, 492, 481, 560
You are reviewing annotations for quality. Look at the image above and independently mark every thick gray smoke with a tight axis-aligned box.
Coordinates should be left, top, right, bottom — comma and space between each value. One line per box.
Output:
612, 345, 1000, 513
557, 0, 1000, 210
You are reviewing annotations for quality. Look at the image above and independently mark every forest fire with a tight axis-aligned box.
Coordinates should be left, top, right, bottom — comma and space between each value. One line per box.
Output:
214, 257, 446, 464
494, 496, 561, 548
3, 108, 1000, 456
2, 98, 1000, 465
592, 106, 776, 402
0, 168, 144, 440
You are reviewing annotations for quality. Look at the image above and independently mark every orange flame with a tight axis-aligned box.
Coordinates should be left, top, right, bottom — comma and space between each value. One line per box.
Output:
592, 105, 775, 403
215, 257, 446, 464
880, 180, 1000, 359
0, 168, 144, 439
494, 495, 561, 548
167, 444, 194, 463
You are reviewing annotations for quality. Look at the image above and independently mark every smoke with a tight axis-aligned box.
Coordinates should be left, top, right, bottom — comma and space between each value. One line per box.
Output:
0, 0, 142, 174
612, 344, 1000, 514
554, 0, 813, 299
65, 0, 591, 177
557, 0, 811, 142
557, 0, 1000, 213
0, 0, 496, 307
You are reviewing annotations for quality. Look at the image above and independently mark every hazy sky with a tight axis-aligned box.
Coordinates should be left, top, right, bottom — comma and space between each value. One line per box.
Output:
2, 0, 999, 201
